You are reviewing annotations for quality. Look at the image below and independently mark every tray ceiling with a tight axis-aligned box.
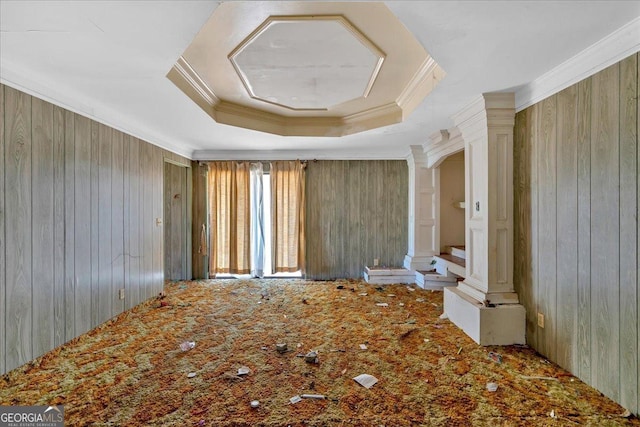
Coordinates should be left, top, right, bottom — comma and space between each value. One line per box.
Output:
167, 2, 444, 137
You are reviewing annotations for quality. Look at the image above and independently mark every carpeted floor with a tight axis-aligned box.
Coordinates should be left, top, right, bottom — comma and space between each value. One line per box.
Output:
1, 279, 638, 426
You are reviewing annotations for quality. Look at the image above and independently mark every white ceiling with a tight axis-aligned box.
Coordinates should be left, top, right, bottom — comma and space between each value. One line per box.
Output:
1, 1, 639, 160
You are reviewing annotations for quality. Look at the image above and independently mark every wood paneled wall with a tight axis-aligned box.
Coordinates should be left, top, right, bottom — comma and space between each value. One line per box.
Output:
514, 53, 639, 414
305, 160, 408, 279
0, 84, 190, 375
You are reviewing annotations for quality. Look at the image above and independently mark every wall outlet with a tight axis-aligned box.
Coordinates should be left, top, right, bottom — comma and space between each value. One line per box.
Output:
537, 312, 544, 328
373, 258, 379, 266
119, 289, 125, 300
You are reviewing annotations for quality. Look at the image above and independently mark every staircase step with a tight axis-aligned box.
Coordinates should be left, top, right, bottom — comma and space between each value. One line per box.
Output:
447, 245, 466, 259
364, 267, 415, 285
434, 254, 466, 278
415, 270, 458, 290
365, 266, 414, 276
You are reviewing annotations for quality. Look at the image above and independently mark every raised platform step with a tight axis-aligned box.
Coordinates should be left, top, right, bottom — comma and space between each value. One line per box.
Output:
447, 245, 466, 259
364, 267, 415, 285
415, 270, 458, 290
434, 254, 466, 278
444, 286, 525, 345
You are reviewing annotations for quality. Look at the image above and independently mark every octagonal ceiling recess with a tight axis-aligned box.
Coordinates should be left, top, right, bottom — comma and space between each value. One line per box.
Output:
230, 16, 384, 111
167, 2, 445, 137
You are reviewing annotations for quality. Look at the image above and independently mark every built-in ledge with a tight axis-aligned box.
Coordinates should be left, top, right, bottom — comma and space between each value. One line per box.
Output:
444, 287, 526, 345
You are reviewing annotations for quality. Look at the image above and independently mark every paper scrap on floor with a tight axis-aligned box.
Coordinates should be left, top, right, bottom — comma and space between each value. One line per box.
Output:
353, 373, 379, 389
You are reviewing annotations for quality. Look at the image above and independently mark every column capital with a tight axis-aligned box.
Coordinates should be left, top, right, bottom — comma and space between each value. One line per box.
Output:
423, 128, 464, 169
453, 93, 515, 143
406, 144, 427, 166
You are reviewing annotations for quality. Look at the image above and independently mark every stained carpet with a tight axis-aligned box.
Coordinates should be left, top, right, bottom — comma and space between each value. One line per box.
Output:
1, 279, 637, 426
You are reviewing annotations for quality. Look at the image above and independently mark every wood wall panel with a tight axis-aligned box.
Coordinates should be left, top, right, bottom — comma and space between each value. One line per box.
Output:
389, 161, 406, 263
537, 96, 557, 360
619, 53, 638, 412
141, 142, 154, 301
31, 97, 55, 358
514, 54, 638, 414
74, 116, 92, 336
346, 161, 361, 278
125, 135, 140, 309
590, 63, 620, 402
305, 160, 407, 280
0, 83, 5, 374
637, 51, 640, 417
90, 121, 99, 328
304, 163, 322, 276
53, 106, 65, 348
637, 51, 640, 420
555, 85, 578, 372
514, 105, 536, 347
112, 130, 125, 317
576, 78, 592, 383
63, 110, 75, 341
152, 148, 163, 295
0, 83, 191, 375
97, 124, 113, 325
529, 103, 540, 351
4, 86, 32, 370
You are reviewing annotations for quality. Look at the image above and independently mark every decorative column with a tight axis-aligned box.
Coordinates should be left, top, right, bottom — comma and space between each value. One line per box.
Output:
443, 93, 525, 345
404, 145, 439, 271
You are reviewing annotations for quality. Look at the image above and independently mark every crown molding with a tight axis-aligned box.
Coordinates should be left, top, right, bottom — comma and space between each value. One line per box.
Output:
1, 59, 194, 159
515, 16, 640, 111
396, 56, 446, 116
192, 149, 408, 161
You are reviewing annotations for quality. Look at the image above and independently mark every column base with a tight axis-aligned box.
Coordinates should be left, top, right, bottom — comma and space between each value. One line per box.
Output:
403, 254, 435, 271
444, 286, 525, 346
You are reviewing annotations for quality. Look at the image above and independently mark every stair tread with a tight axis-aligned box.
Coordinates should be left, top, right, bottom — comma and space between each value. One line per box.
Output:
436, 253, 466, 268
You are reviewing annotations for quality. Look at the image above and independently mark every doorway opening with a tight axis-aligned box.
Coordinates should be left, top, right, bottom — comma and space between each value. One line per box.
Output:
215, 167, 301, 279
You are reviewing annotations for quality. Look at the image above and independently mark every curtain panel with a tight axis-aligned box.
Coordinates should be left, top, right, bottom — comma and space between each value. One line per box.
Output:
270, 160, 306, 273
207, 161, 251, 275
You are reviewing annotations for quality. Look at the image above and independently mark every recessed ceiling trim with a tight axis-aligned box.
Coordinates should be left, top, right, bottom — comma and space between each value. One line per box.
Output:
215, 99, 405, 137
342, 102, 402, 124
167, 56, 219, 112
363, 55, 386, 99
192, 148, 408, 161
169, 56, 413, 137
396, 57, 445, 117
